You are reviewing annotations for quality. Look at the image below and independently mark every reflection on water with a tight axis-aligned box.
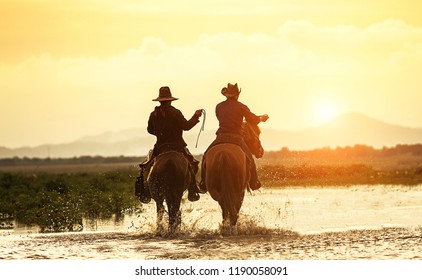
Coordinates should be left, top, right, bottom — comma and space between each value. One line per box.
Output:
1, 185, 422, 260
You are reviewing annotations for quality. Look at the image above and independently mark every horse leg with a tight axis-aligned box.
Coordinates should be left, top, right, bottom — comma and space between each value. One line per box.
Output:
155, 200, 165, 235
230, 209, 239, 226
168, 199, 182, 233
220, 203, 231, 229
230, 196, 244, 226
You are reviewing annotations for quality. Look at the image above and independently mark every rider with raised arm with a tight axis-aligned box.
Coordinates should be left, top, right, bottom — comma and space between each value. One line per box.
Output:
138, 86, 203, 203
200, 83, 269, 191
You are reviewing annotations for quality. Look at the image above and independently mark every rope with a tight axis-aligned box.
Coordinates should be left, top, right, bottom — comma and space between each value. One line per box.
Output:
195, 109, 206, 148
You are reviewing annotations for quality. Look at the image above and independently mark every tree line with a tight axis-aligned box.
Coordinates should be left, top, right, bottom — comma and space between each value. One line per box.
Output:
1, 144, 421, 166
0, 155, 144, 166
264, 144, 422, 160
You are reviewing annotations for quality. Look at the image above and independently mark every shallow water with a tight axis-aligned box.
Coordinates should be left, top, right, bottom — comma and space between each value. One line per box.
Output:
1, 185, 422, 260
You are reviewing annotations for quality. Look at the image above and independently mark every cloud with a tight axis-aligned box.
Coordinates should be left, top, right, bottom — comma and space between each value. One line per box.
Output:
1, 19, 422, 147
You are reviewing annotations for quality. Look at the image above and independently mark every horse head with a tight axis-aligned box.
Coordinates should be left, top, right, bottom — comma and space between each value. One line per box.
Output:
242, 121, 264, 158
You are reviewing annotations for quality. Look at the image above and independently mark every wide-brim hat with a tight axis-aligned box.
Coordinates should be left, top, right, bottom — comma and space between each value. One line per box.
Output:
152, 86, 179, 101
221, 83, 241, 97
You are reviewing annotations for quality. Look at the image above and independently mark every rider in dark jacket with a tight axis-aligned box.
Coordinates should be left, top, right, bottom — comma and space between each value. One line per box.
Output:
141, 86, 203, 202
200, 83, 269, 191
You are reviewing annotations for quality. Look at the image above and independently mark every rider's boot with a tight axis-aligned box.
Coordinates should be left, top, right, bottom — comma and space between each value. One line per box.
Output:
249, 160, 262, 190
249, 179, 262, 190
135, 167, 151, 203
135, 162, 152, 204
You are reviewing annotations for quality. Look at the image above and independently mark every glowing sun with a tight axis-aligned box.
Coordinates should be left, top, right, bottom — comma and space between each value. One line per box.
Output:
315, 101, 337, 123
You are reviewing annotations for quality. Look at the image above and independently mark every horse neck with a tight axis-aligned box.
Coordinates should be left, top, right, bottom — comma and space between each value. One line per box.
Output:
243, 123, 259, 145
243, 122, 263, 157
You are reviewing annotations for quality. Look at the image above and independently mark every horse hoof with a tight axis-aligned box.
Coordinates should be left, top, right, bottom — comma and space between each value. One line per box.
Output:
188, 192, 200, 202
140, 197, 151, 204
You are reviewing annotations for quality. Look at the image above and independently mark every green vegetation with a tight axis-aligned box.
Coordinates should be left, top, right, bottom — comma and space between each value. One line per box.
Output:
0, 155, 143, 167
263, 144, 422, 171
1, 144, 421, 232
259, 144, 422, 186
259, 164, 422, 186
0, 170, 141, 232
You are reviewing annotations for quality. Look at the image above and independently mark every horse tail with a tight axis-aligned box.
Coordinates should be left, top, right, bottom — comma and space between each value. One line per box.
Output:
221, 157, 241, 224
207, 144, 246, 225
212, 152, 230, 200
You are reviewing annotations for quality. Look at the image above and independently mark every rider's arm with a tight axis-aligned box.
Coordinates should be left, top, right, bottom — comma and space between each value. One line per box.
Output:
147, 110, 156, 136
241, 103, 261, 125
175, 108, 200, 131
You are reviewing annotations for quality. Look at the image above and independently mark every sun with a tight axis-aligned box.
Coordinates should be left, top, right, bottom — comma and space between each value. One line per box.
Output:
315, 100, 337, 123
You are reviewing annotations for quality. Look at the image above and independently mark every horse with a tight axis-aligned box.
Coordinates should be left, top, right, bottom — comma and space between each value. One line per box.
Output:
146, 147, 192, 234
204, 121, 264, 226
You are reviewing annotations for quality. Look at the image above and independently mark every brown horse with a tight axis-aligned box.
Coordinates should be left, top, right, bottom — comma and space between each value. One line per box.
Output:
146, 150, 192, 234
204, 122, 264, 226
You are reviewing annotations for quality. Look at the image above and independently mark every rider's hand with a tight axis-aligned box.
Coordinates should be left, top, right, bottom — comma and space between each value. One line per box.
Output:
195, 109, 203, 117
260, 114, 269, 122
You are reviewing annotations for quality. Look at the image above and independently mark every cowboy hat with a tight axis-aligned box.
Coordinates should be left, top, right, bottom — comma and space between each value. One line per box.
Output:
152, 86, 179, 101
221, 83, 241, 97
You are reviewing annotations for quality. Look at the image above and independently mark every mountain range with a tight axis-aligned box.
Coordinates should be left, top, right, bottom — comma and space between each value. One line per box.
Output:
1, 112, 421, 158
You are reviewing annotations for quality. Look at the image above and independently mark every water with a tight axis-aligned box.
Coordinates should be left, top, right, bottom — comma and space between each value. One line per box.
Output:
1, 185, 422, 259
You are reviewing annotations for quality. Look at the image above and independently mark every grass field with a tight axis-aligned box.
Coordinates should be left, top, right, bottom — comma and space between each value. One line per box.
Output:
0, 170, 140, 232
1, 144, 422, 231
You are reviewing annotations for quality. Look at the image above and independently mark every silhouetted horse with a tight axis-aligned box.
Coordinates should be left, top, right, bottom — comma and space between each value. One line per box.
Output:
146, 148, 192, 234
204, 122, 264, 226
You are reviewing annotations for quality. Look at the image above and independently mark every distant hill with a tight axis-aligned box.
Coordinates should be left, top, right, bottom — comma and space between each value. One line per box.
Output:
0, 128, 216, 158
261, 112, 422, 151
1, 112, 421, 158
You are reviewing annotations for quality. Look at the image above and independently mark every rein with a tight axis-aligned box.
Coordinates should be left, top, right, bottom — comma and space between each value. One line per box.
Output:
195, 109, 206, 148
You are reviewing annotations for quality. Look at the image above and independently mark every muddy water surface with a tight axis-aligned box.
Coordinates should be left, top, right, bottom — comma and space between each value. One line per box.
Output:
1, 185, 422, 260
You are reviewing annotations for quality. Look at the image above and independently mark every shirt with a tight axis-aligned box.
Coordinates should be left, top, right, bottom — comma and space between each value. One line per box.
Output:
215, 98, 261, 135
147, 104, 199, 147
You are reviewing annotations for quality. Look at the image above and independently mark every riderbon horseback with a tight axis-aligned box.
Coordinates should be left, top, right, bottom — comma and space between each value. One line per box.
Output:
136, 86, 204, 203
200, 83, 269, 193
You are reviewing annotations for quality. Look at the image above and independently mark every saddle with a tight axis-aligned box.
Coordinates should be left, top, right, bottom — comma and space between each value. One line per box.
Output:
136, 143, 199, 203
213, 133, 243, 146
141, 143, 187, 165
140, 143, 199, 174
208, 133, 253, 163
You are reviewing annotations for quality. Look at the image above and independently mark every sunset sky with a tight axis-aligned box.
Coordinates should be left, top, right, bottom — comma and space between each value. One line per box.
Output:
1, 0, 422, 148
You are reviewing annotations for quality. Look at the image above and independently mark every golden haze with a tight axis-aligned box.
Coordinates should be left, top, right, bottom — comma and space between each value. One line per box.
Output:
0, 0, 421, 148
